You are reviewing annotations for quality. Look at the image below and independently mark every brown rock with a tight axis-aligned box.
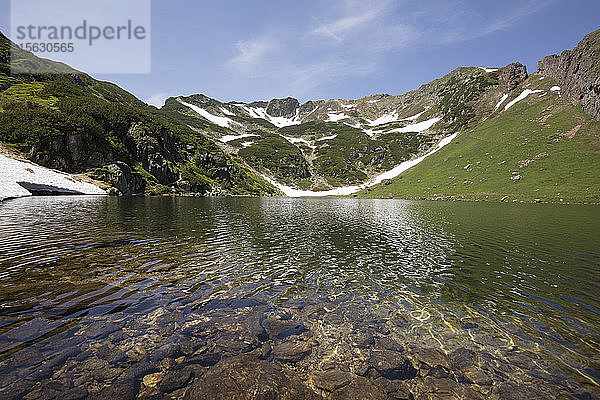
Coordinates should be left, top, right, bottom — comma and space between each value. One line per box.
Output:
311, 370, 355, 392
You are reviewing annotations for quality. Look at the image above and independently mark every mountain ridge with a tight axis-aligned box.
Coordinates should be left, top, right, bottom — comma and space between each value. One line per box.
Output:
0, 29, 599, 202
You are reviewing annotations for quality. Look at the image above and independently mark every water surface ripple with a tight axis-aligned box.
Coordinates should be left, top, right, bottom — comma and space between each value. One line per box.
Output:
0, 197, 599, 399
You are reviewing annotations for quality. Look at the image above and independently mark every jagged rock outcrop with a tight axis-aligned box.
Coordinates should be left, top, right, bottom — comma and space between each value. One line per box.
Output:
501, 63, 528, 92
95, 162, 146, 195
537, 30, 600, 120
125, 123, 181, 185
266, 97, 300, 118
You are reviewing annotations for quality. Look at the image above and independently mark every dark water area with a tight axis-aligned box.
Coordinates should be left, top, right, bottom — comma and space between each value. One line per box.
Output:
0, 196, 599, 399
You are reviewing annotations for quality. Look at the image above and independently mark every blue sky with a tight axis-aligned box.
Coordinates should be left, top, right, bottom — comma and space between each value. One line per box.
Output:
1, 0, 599, 106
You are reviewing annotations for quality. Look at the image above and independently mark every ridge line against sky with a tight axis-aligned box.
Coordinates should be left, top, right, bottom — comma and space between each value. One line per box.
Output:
1, 0, 599, 107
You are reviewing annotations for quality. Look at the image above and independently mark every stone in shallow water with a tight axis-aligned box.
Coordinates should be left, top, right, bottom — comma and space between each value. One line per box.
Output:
310, 370, 355, 392
183, 354, 319, 399
368, 349, 417, 380
1, 317, 61, 343
372, 377, 413, 398
272, 340, 312, 363
412, 376, 485, 400
157, 366, 194, 393
449, 348, 477, 370
262, 318, 308, 339
142, 372, 164, 388
410, 347, 450, 370
490, 381, 557, 400
328, 375, 391, 400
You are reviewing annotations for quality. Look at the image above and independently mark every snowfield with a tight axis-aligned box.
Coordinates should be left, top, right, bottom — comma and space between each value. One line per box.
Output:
504, 90, 544, 111
0, 154, 105, 201
389, 117, 441, 133
263, 132, 458, 197
326, 112, 350, 122
403, 111, 425, 121
220, 133, 259, 143
239, 105, 301, 128
179, 100, 236, 128
495, 94, 509, 110
368, 111, 399, 126
318, 134, 338, 141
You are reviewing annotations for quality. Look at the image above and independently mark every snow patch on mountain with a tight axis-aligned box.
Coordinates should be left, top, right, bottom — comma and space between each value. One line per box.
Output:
240, 105, 301, 128
403, 111, 425, 121
220, 107, 235, 116
495, 94, 509, 110
368, 111, 399, 126
326, 112, 350, 122
504, 89, 544, 111
318, 134, 338, 141
263, 132, 458, 197
220, 133, 259, 143
180, 100, 236, 128
480, 67, 499, 72
389, 117, 441, 133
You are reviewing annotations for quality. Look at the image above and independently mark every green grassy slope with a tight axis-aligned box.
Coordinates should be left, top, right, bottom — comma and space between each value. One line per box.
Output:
359, 76, 600, 204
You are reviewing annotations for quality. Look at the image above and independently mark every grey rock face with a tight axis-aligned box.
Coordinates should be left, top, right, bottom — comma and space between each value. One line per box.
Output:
100, 162, 145, 195
537, 30, 600, 120
501, 63, 528, 92
266, 97, 300, 118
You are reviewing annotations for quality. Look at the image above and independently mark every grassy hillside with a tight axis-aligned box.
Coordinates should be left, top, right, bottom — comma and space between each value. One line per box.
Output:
359, 76, 600, 204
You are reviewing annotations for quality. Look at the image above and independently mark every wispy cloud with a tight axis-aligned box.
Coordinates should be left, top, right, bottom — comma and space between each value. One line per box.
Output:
229, 37, 276, 72
225, 0, 552, 99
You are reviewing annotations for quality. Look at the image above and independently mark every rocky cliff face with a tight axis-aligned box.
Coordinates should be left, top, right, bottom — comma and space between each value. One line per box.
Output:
501, 63, 528, 92
266, 97, 300, 118
537, 30, 600, 120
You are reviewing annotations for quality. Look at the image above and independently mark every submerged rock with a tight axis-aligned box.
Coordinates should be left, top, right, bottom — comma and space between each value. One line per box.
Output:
368, 349, 417, 380
183, 354, 319, 400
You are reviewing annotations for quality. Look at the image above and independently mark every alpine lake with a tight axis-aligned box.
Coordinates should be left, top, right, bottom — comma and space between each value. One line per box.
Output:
0, 196, 598, 399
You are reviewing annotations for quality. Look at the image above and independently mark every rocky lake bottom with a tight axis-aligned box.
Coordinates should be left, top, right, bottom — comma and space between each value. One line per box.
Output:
0, 197, 598, 399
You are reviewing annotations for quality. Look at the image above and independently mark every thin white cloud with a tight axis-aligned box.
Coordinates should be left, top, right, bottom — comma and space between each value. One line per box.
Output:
229, 37, 276, 71
225, 0, 552, 99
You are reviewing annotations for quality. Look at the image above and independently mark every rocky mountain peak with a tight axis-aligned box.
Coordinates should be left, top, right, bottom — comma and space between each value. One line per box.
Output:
266, 97, 300, 118
537, 29, 600, 120
500, 63, 528, 92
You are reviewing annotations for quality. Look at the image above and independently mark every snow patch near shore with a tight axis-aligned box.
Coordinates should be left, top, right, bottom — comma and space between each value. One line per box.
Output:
504, 90, 543, 111
0, 154, 105, 201
263, 133, 458, 197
